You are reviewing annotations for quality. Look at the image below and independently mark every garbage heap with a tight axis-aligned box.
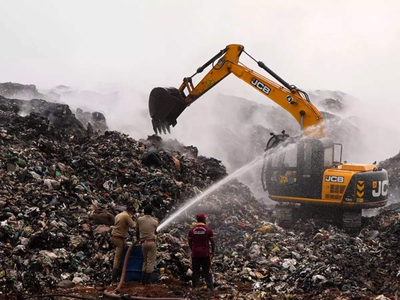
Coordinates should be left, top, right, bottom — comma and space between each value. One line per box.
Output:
0, 96, 399, 299
0, 82, 58, 102
380, 153, 400, 199
0, 95, 108, 138
0, 96, 247, 296
162, 203, 399, 299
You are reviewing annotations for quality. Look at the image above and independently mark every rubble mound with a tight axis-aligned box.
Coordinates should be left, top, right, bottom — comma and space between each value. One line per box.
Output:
0, 82, 59, 102
0, 96, 399, 299
0, 96, 109, 141
0, 95, 248, 297
320, 98, 346, 112
75, 108, 109, 133
159, 201, 399, 299
380, 152, 400, 198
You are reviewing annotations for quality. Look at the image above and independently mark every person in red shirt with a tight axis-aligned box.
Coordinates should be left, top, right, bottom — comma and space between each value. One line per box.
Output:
188, 213, 215, 291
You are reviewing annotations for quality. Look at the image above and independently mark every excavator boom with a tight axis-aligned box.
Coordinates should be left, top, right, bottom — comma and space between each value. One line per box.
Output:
149, 44, 324, 137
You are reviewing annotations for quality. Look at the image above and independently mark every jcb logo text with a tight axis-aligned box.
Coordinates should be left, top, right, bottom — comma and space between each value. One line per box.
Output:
325, 176, 344, 183
372, 180, 388, 197
251, 78, 271, 95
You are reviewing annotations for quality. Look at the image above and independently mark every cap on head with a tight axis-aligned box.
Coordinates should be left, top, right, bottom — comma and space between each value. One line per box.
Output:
144, 205, 153, 215
196, 213, 207, 222
126, 203, 135, 213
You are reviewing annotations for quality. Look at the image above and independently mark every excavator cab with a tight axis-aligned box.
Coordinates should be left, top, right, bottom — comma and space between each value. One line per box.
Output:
262, 132, 388, 230
149, 87, 187, 134
262, 133, 343, 200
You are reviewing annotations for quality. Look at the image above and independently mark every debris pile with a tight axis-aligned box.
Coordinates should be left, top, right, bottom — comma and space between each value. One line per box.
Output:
0, 96, 399, 299
0, 82, 60, 102
380, 153, 400, 198
158, 201, 399, 299
75, 109, 109, 133
0, 95, 108, 139
0, 96, 244, 297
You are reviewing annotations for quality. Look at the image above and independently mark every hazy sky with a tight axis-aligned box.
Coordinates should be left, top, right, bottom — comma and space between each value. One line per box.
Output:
1, 0, 399, 104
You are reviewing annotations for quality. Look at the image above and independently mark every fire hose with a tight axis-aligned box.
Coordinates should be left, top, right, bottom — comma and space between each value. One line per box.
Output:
103, 292, 188, 300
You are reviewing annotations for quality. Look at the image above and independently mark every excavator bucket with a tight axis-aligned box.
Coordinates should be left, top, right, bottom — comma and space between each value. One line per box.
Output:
149, 87, 187, 134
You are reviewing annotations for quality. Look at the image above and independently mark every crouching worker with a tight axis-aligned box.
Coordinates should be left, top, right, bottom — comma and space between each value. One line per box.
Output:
188, 213, 215, 291
137, 206, 158, 285
111, 204, 136, 283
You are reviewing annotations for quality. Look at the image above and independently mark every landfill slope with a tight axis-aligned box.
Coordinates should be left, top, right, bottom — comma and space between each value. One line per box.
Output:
380, 153, 400, 199
0, 96, 399, 300
0, 82, 59, 102
0, 95, 250, 297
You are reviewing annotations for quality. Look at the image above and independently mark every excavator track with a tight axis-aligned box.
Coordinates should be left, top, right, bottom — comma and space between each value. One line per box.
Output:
274, 204, 362, 233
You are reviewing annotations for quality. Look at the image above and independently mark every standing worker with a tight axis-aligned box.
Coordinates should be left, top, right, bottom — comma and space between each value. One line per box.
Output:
136, 206, 158, 285
110, 204, 136, 283
188, 213, 215, 291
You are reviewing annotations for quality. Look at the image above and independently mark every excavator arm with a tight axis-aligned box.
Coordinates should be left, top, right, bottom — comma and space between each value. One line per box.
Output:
149, 44, 325, 137
149, 44, 389, 230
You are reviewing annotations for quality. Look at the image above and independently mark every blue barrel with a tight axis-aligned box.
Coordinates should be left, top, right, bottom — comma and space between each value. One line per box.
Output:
120, 245, 158, 282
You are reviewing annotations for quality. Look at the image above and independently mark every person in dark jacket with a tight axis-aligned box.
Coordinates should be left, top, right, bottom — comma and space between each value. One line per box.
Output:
188, 213, 215, 291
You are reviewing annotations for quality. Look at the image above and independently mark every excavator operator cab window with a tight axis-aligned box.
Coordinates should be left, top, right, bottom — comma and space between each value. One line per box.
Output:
324, 147, 333, 168
265, 144, 297, 185
322, 142, 343, 168
271, 152, 284, 168
303, 143, 313, 177
283, 144, 297, 168
333, 143, 343, 166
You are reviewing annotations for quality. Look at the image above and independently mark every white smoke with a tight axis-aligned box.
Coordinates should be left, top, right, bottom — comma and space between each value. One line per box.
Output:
34, 82, 400, 204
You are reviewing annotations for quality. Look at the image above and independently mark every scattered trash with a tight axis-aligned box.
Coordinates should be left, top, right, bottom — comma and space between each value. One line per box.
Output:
1, 95, 399, 299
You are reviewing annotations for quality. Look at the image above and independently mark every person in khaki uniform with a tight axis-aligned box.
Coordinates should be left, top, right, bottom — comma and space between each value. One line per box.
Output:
136, 206, 158, 285
111, 205, 136, 283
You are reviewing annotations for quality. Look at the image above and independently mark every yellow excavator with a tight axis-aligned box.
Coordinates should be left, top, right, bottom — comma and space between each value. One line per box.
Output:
148, 44, 388, 229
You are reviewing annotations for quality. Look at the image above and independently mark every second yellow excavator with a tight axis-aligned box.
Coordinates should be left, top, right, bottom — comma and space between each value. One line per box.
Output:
148, 44, 388, 229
